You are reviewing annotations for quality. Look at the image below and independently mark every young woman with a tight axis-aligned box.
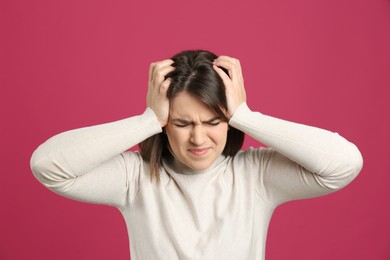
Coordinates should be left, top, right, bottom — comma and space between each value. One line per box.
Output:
31, 50, 363, 259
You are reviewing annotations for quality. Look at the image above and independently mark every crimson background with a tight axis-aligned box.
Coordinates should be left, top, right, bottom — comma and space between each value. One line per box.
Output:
1, 0, 389, 259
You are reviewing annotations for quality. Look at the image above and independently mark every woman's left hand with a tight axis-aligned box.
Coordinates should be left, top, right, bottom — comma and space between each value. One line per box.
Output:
213, 56, 247, 119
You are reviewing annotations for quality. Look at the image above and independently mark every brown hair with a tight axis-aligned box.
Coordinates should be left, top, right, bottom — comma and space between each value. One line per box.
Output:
139, 50, 245, 181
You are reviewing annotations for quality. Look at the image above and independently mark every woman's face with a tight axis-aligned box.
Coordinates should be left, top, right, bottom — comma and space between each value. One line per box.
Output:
165, 91, 228, 171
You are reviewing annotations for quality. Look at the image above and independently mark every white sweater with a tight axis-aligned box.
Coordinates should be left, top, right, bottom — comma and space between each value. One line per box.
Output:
31, 103, 363, 260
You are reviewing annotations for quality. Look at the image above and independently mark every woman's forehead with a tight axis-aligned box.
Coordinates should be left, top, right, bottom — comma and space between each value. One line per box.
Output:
169, 92, 218, 119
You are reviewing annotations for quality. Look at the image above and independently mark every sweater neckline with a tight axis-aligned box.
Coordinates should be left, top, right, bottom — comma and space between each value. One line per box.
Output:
164, 155, 228, 176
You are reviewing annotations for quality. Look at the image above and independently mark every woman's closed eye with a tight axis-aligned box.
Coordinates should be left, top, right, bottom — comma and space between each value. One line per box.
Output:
172, 119, 191, 128
171, 118, 222, 128
206, 121, 221, 126
174, 123, 191, 128
205, 116, 223, 126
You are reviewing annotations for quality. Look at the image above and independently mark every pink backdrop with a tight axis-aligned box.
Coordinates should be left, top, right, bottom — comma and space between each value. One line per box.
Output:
1, 0, 389, 259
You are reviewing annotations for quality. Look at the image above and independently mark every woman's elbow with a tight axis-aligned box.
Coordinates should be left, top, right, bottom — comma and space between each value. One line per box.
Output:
30, 152, 55, 186
30, 151, 73, 191
347, 143, 364, 178
333, 144, 364, 189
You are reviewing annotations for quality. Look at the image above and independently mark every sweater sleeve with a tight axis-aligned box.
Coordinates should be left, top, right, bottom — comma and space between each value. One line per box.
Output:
229, 103, 363, 206
30, 108, 162, 208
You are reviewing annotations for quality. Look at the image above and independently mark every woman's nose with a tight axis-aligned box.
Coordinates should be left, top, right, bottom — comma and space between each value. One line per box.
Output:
190, 125, 206, 145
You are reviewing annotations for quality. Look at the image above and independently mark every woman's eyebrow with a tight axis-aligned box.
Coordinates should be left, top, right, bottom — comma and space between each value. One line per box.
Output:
171, 116, 222, 124
171, 119, 191, 124
204, 116, 222, 123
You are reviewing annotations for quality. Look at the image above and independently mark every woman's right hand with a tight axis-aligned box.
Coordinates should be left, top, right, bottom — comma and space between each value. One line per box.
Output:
146, 59, 175, 127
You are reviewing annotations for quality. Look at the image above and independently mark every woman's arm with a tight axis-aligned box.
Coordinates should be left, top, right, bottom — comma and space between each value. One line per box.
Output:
230, 103, 363, 204
214, 56, 363, 205
31, 59, 175, 207
30, 109, 162, 207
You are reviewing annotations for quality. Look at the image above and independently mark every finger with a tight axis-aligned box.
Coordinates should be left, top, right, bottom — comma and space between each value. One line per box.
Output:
215, 55, 233, 61
213, 57, 240, 80
149, 62, 157, 83
160, 78, 172, 94
152, 60, 175, 83
154, 66, 175, 87
214, 55, 238, 65
213, 64, 231, 84
153, 59, 174, 73
149, 59, 173, 79
158, 63, 176, 77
